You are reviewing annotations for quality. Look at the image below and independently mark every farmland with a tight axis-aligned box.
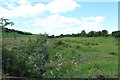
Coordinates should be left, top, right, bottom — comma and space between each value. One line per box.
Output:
2, 35, 118, 78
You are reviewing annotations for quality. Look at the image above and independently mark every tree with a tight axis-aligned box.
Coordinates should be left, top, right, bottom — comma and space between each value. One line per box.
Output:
112, 31, 120, 38
48, 35, 55, 38
60, 34, 64, 38
0, 18, 14, 35
94, 31, 102, 37
76, 33, 80, 37
98, 31, 102, 36
87, 31, 95, 37
101, 30, 108, 37
72, 33, 75, 37
80, 30, 87, 37
0, 18, 14, 27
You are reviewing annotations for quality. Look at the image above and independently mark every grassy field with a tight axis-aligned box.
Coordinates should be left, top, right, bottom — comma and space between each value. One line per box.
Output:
45, 37, 118, 78
2, 36, 118, 78
2, 32, 37, 38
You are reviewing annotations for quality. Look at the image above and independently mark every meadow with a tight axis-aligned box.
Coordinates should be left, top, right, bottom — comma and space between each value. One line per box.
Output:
0, 13, 119, 79
2, 35, 118, 78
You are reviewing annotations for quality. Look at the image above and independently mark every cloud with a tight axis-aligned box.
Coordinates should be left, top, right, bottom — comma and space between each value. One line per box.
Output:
17, 0, 30, 5
33, 13, 81, 28
0, 0, 112, 35
0, 6, 11, 18
32, 15, 106, 35
0, 0, 80, 18
0, 0, 81, 35
108, 28, 118, 34
80, 22, 105, 32
12, 4, 46, 18
4, 2, 16, 9
50, 22, 105, 35
46, 0, 80, 13
82, 16, 105, 22
0, 3, 46, 18
32, 13, 82, 35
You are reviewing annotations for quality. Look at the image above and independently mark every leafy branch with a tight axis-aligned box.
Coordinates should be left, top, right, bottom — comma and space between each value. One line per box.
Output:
0, 18, 14, 27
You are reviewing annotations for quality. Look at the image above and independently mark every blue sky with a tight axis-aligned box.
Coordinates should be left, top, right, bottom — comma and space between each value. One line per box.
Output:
0, 0, 118, 35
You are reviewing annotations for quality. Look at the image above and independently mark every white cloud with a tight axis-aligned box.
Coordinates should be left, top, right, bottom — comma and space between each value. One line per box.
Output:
0, 0, 80, 34
6, 14, 106, 35
0, 3, 46, 18
0, 0, 80, 18
11, 4, 46, 18
1, 0, 115, 35
49, 22, 105, 35
17, 0, 30, 5
80, 22, 105, 32
32, 13, 82, 35
108, 28, 118, 34
33, 13, 81, 31
46, 0, 80, 13
82, 16, 105, 22
0, 6, 11, 18
32, 15, 106, 35
4, 3, 15, 9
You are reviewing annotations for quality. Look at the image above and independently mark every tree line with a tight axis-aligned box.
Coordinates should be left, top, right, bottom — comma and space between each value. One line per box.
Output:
2, 27, 120, 38
48, 30, 120, 38
2, 27, 32, 35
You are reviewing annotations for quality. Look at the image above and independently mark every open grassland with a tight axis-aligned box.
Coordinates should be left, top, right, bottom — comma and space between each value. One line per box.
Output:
2, 37, 118, 78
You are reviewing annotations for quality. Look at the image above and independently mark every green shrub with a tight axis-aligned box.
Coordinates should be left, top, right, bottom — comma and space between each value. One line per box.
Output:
2, 35, 50, 78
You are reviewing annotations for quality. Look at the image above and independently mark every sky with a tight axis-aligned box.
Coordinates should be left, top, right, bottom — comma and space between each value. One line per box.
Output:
0, 0, 118, 35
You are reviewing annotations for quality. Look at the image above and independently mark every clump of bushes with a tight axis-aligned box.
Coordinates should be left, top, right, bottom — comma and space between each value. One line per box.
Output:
2, 35, 50, 78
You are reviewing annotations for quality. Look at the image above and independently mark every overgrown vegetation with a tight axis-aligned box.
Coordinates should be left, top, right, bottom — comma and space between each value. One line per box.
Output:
2, 35, 50, 78
3, 37, 118, 78
1, 18, 119, 79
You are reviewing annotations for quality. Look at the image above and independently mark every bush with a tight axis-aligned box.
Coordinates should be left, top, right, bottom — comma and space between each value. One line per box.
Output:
2, 35, 50, 78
